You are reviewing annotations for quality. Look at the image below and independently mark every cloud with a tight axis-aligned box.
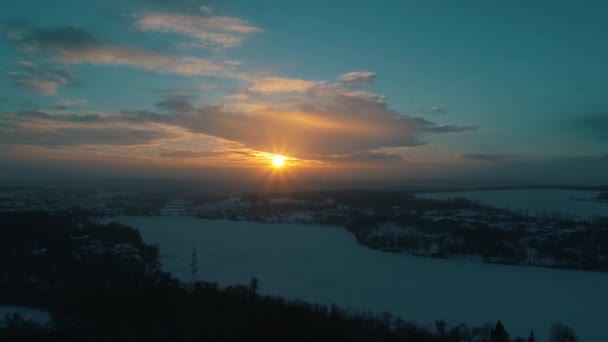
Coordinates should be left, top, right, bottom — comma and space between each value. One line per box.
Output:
134, 91, 476, 160
339, 71, 375, 85
158, 149, 259, 159
0, 125, 178, 147
243, 73, 383, 100
199, 6, 213, 15
12, 78, 63, 95
5, 110, 104, 124
463, 154, 522, 162
155, 95, 195, 113
56, 99, 87, 107
327, 151, 405, 164
113, 73, 475, 161
7, 26, 235, 78
0, 109, 180, 148
159, 150, 227, 158
0, 68, 477, 164
247, 77, 318, 94
9, 60, 80, 95
339, 91, 386, 103
137, 13, 261, 34
139, 83, 219, 96
430, 106, 447, 114
578, 114, 608, 140
136, 13, 261, 49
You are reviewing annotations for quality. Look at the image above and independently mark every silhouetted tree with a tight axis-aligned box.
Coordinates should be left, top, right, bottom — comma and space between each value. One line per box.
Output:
472, 323, 493, 342
435, 320, 447, 337
528, 330, 535, 342
449, 323, 472, 342
549, 324, 577, 342
248, 276, 259, 296
490, 320, 510, 342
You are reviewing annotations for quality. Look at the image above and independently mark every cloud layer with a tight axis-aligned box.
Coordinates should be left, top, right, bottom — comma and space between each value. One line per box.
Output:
0, 72, 476, 165
6, 26, 237, 78
136, 13, 261, 49
0, 3, 480, 172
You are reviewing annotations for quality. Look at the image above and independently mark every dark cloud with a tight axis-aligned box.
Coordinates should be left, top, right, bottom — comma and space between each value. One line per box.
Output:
9, 61, 81, 95
138, 84, 218, 96
160, 150, 229, 158
155, 95, 195, 113
16, 111, 103, 123
327, 151, 405, 163
0, 110, 177, 147
463, 154, 522, 162
159, 149, 261, 160
4, 25, 234, 77
13, 26, 99, 51
0, 126, 177, 147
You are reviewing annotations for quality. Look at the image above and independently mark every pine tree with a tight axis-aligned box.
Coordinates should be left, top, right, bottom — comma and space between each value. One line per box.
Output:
528, 330, 535, 342
490, 320, 510, 342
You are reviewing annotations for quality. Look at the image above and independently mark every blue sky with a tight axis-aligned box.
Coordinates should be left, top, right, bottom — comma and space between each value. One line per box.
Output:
1, 0, 607, 182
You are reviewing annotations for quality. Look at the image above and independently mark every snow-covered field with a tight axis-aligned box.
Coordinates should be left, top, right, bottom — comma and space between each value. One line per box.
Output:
120, 216, 608, 341
417, 189, 607, 218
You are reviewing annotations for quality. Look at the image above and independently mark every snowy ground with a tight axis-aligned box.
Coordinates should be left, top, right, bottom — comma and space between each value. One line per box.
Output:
416, 189, 608, 219
120, 216, 608, 341
0, 306, 51, 325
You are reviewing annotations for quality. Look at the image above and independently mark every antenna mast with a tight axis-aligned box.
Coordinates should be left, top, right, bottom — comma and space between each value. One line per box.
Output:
190, 242, 198, 286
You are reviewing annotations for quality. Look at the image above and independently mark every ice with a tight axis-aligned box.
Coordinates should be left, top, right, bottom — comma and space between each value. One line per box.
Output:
119, 216, 608, 341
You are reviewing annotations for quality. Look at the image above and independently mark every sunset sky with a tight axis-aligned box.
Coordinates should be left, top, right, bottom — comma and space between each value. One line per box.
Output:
1, 0, 607, 183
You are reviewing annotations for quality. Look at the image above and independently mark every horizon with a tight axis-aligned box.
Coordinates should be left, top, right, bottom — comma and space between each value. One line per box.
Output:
2, 176, 607, 194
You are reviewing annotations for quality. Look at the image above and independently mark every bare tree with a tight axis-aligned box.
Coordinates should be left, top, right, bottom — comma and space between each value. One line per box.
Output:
435, 320, 447, 337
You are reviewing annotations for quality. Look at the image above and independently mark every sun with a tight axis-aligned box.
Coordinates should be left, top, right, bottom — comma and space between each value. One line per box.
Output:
271, 155, 286, 168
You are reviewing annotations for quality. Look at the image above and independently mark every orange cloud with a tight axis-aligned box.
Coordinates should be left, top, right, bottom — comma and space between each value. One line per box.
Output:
248, 77, 318, 94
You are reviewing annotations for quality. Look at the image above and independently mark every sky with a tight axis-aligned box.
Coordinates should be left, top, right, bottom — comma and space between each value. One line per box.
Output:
1, 0, 608, 184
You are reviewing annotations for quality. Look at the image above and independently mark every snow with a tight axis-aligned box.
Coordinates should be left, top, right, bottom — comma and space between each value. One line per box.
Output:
417, 189, 608, 219
119, 216, 608, 341
0, 306, 51, 325
368, 223, 419, 237
269, 198, 305, 205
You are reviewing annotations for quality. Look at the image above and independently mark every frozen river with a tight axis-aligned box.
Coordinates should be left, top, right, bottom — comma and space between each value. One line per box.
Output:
119, 216, 608, 341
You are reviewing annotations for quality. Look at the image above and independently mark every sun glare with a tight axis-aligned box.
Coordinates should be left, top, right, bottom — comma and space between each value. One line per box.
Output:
272, 155, 286, 168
